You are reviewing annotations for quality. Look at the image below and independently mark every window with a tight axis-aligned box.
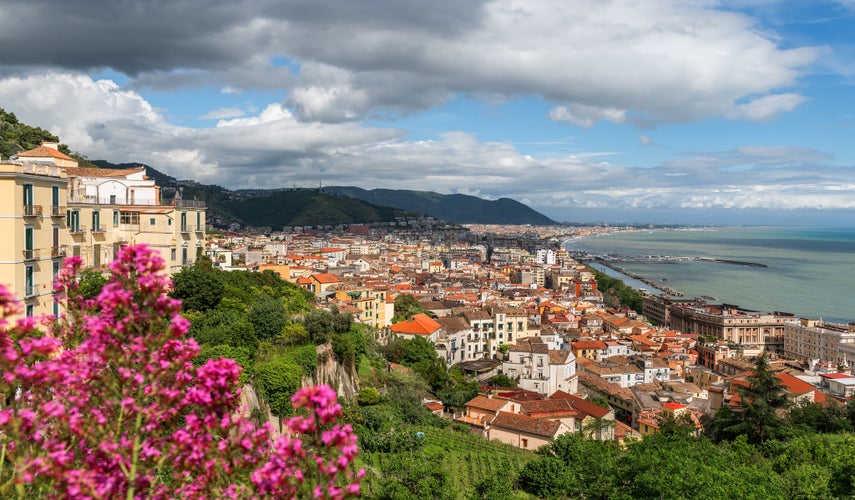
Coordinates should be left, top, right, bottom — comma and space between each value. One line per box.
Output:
522, 438, 528, 448
196, 211, 201, 230
168, 218, 172, 226
92, 210, 100, 231
26, 304, 35, 318
113, 210, 120, 226
171, 248, 176, 261
120, 211, 139, 224
25, 266, 34, 296
110, 194, 116, 204
150, 218, 156, 226
73, 246, 80, 257
182, 247, 188, 266
181, 212, 187, 231
52, 185, 60, 207
93, 244, 101, 268
67, 209, 80, 232
23, 184, 34, 207
24, 226, 34, 259
52, 226, 60, 256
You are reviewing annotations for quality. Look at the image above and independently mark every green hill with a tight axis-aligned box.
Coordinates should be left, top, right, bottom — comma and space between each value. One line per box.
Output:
325, 186, 557, 225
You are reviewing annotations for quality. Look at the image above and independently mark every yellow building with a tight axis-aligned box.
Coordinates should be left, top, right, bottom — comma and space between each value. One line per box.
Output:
1, 142, 206, 319
0, 161, 69, 318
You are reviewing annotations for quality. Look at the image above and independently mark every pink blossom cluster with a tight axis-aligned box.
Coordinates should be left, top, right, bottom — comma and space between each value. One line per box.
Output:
0, 245, 362, 499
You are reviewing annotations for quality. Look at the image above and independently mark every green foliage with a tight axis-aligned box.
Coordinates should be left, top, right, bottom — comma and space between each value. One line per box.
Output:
254, 357, 302, 417
789, 399, 854, 434
0, 107, 61, 158
707, 354, 792, 445
188, 308, 258, 354
437, 381, 480, 412
371, 452, 453, 500
304, 307, 353, 345
486, 373, 517, 387
248, 294, 286, 340
287, 344, 318, 377
357, 387, 381, 406
517, 455, 572, 498
77, 269, 108, 300
170, 265, 225, 312
194, 344, 254, 384
591, 268, 643, 314
393, 293, 425, 322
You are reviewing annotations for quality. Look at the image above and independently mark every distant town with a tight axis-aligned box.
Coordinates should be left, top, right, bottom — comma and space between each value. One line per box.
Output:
4, 141, 853, 450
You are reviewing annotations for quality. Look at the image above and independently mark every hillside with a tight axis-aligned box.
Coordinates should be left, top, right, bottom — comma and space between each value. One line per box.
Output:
3, 107, 557, 227
325, 186, 557, 225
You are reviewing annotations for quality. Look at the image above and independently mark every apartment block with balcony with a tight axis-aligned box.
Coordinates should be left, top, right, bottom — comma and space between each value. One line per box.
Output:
0, 160, 69, 318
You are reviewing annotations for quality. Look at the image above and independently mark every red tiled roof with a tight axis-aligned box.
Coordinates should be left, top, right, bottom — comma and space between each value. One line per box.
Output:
312, 273, 341, 284
549, 390, 611, 419
465, 395, 510, 413
662, 402, 687, 410
776, 372, 814, 396
390, 313, 441, 335
64, 166, 145, 178
16, 145, 75, 161
490, 411, 562, 438
424, 401, 444, 411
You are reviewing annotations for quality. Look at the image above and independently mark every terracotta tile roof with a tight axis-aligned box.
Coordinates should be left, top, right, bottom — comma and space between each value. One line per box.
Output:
550, 390, 611, 419
63, 166, 145, 178
390, 313, 441, 335
436, 317, 469, 333
312, 273, 341, 284
662, 401, 687, 410
549, 350, 573, 364
572, 340, 607, 350
520, 399, 578, 418
16, 145, 75, 161
465, 395, 510, 413
490, 411, 562, 438
776, 372, 814, 396
424, 401, 444, 411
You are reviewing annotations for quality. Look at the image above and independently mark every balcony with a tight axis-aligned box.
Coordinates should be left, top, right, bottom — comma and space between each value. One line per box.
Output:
22, 248, 40, 261
91, 225, 106, 234
50, 205, 66, 217
51, 246, 67, 258
180, 225, 194, 234
22, 205, 43, 217
69, 225, 87, 235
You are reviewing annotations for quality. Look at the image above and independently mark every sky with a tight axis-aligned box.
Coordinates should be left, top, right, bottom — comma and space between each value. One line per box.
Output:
1, 0, 854, 225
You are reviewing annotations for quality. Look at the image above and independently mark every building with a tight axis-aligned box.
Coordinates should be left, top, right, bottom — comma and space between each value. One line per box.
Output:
1, 142, 206, 319
0, 161, 69, 317
783, 318, 855, 369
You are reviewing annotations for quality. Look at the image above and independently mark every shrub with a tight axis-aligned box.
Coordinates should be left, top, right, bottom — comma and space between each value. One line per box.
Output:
0, 245, 362, 498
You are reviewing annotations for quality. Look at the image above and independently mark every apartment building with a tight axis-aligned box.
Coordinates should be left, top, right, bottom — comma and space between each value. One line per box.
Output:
1, 143, 206, 318
643, 295, 797, 353
0, 161, 69, 317
783, 318, 855, 369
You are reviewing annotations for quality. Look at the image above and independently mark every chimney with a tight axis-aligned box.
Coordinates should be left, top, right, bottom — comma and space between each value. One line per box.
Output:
41, 141, 59, 150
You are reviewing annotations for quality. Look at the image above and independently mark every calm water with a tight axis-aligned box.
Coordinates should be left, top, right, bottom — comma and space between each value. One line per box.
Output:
565, 227, 855, 324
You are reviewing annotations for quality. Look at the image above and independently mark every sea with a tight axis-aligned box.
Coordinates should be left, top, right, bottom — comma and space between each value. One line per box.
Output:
564, 226, 855, 325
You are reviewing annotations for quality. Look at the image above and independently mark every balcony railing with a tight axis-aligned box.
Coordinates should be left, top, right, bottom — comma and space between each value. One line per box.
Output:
91, 225, 106, 233
69, 225, 87, 235
23, 205, 43, 217
51, 246, 67, 258
180, 225, 194, 233
23, 248, 40, 261
173, 199, 206, 208
51, 205, 66, 217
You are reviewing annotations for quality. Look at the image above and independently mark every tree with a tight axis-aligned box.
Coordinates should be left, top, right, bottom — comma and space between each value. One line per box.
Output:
170, 263, 225, 311
393, 293, 425, 322
255, 356, 303, 416
248, 294, 286, 340
0, 245, 362, 498
77, 269, 108, 300
707, 354, 792, 445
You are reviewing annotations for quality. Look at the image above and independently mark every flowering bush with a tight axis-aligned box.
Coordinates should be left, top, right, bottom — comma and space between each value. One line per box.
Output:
0, 245, 362, 499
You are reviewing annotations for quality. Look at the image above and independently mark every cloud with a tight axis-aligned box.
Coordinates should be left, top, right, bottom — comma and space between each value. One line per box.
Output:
0, 0, 818, 125
199, 107, 245, 120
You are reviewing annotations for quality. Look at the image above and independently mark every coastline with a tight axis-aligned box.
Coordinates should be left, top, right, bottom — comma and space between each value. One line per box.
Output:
563, 226, 855, 324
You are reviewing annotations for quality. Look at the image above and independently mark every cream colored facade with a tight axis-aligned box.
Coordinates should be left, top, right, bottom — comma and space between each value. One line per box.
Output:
2, 143, 206, 318
0, 162, 69, 318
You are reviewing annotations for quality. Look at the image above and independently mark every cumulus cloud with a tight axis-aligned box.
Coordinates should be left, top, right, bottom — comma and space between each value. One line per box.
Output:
0, 0, 818, 124
199, 107, 245, 120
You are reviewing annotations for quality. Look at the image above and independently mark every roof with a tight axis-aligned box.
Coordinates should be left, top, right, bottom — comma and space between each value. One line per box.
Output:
16, 145, 75, 161
424, 401, 444, 411
662, 401, 687, 410
390, 313, 442, 335
64, 166, 145, 178
312, 273, 341, 284
519, 399, 578, 418
549, 390, 611, 419
776, 372, 815, 395
490, 411, 563, 438
465, 395, 509, 413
